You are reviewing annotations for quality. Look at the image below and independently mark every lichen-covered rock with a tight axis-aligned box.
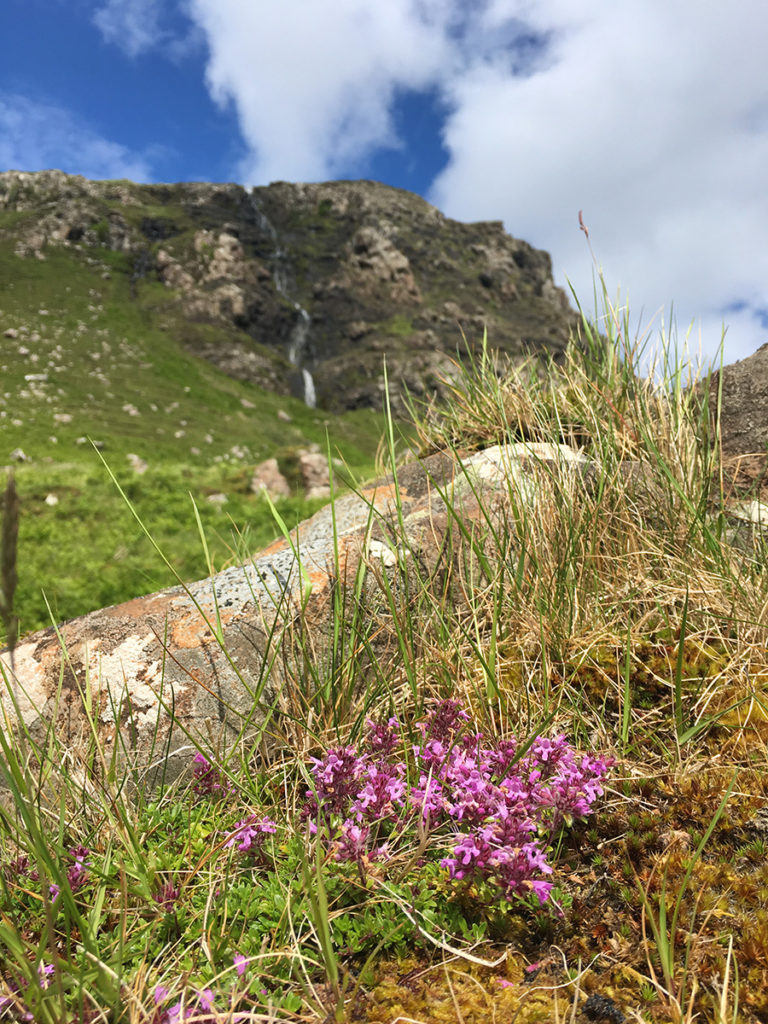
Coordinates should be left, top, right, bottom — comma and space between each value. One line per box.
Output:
0, 443, 594, 796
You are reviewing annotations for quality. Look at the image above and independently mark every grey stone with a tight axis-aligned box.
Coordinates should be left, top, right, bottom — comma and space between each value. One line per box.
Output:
298, 451, 331, 499
250, 458, 291, 499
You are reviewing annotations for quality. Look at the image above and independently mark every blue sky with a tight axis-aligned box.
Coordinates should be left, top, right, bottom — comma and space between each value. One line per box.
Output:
2, 0, 768, 369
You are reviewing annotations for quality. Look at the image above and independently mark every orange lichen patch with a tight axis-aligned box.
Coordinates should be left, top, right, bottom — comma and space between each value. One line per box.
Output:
168, 612, 214, 650
168, 604, 241, 650
99, 590, 174, 622
259, 535, 290, 558
304, 566, 335, 593
360, 481, 402, 506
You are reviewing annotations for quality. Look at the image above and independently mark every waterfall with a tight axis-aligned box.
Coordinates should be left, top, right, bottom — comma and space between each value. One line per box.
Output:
250, 194, 316, 406
302, 369, 316, 408
287, 306, 316, 407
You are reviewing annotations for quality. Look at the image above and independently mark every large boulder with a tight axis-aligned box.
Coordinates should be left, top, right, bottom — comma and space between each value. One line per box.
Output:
708, 342, 768, 457
706, 341, 768, 504
0, 443, 592, 797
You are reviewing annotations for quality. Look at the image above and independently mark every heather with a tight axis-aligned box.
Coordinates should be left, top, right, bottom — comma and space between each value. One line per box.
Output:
2, 279, 768, 1023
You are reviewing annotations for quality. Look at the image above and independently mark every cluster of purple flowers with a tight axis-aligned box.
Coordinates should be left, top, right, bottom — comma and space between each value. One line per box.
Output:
191, 753, 232, 800
150, 955, 251, 1024
3, 845, 91, 905
49, 844, 91, 903
301, 700, 611, 905
0, 963, 55, 1022
151, 984, 217, 1024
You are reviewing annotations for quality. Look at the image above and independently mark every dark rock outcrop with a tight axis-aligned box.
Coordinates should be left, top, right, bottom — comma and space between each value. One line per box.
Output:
709, 341, 768, 457
0, 170, 578, 413
706, 341, 768, 503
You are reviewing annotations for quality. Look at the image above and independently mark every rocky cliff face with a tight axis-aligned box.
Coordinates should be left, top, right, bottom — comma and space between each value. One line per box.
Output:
0, 170, 578, 413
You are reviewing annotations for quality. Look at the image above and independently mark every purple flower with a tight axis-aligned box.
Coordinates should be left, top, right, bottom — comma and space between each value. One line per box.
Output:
308, 745, 367, 815
418, 699, 471, 741
152, 984, 221, 1023
301, 703, 611, 908
46, 844, 92, 901
414, 737, 449, 769
489, 738, 518, 774
66, 845, 91, 892
333, 821, 370, 863
224, 815, 277, 853
410, 773, 446, 820
0, 964, 55, 1022
38, 964, 55, 988
192, 753, 231, 800
197, 989, 215, 1012
350, 763, 406, 821
153, 882, 180, 910
366, 716, 400, 755
529, 879, 554, 905
3, 854, 30, 878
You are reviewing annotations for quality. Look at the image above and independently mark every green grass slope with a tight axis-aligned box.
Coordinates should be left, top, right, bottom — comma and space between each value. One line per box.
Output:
0, 233, 391, 636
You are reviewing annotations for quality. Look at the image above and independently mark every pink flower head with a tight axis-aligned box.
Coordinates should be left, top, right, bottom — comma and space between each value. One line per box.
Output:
224, 815, 278, 853
301, 703, 611, 908
192, 753, 231, 800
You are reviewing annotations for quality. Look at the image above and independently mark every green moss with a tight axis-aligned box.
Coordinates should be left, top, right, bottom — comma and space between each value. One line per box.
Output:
380, 314, 415, 337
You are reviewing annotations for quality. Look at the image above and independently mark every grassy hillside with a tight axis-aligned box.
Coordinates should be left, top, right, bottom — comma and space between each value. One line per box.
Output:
0, 233, 392, 636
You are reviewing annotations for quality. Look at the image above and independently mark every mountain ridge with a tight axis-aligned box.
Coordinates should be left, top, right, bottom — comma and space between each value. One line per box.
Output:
0, 169, 578, 414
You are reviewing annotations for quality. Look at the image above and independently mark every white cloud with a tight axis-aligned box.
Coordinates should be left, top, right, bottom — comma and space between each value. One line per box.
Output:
92, 0, 203, 60
428, 0, 768, 367
0, 94, 154, 182
182, 0, 768, 366
185, 0, 461, 184
93, 0, 165, 58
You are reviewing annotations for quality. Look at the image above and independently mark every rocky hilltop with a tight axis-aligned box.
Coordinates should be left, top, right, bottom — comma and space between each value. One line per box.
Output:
0, 170, 577, 412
